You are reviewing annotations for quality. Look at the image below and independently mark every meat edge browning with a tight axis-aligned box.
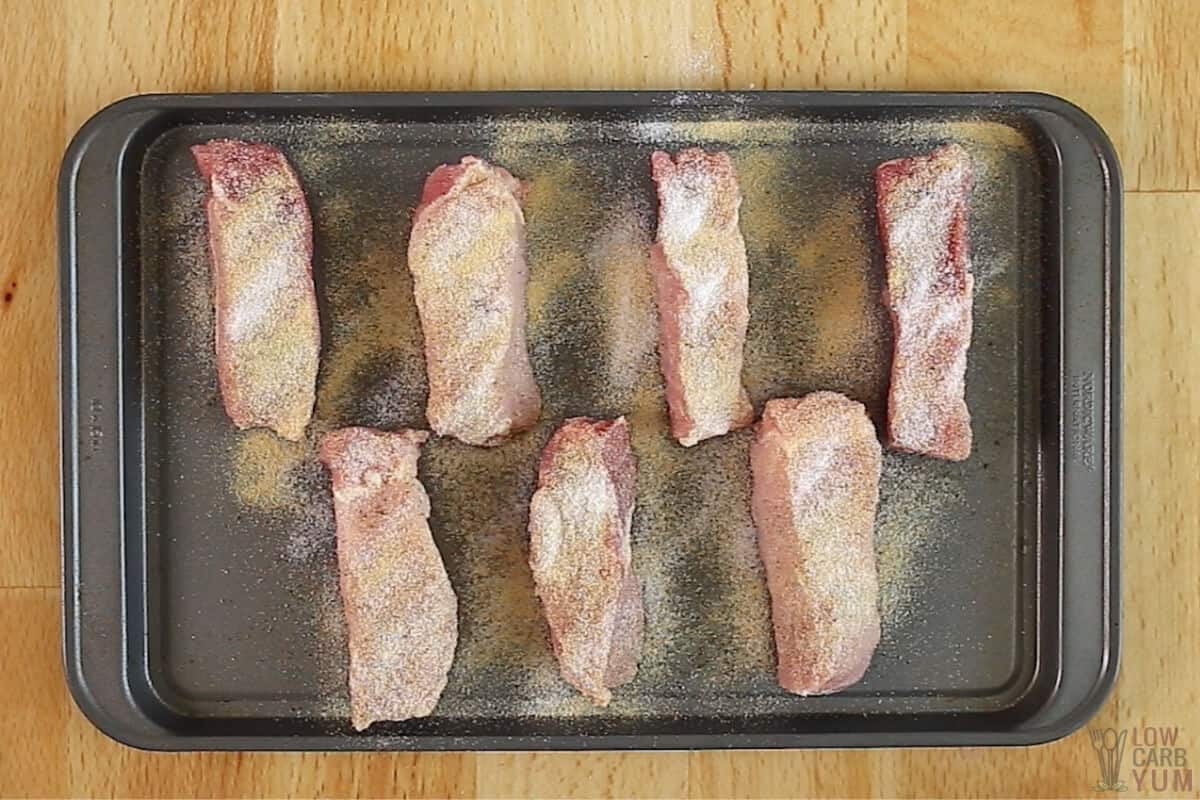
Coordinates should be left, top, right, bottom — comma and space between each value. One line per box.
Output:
750, 394, 882, 696
192, 139, 320, 442
649, 149, 754, 448
528, 417, 644, 706
319, 427, 458, 730
408, 157, 542, 447
876, 144, 974, 462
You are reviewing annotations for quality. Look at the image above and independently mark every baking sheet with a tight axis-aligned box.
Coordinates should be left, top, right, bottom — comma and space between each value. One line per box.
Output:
137, 109, 1042, 732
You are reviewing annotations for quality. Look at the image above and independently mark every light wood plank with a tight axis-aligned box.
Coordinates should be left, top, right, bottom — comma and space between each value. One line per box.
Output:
0, 589, 68, 797
0, 0, 64, 589
907, 0, 1124, 159
712, 0, 906, 89
65, 717, 477, 799
688, 751, 891, 799
65, 0, 275, 133
1111, 193, 1200, 797
273, 0, 726, 91
476, 753, 689, 799
1123, 0, 1200, 189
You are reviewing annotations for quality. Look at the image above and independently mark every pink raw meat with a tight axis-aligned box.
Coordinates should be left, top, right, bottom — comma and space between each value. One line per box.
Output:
192, 139, 321, 442
320, 427, 458, 730
407, 156, 542, 446
750, 393, 882, 695
876, 143, 975, 461
650, 148, 754, 447
528, 417, 643, 706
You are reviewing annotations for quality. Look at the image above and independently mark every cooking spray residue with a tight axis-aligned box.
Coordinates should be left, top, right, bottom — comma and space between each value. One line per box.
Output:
875, 462, 959, 637
315, 242, 427, 431
735, 146, 891, 411
231, 429, 305, 510
173, 113, 1020, 721
591, 200, 657, 403
630, 118, 796, 146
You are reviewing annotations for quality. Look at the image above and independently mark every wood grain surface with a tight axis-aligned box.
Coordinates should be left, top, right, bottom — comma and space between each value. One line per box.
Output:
1, 1, 1196, 797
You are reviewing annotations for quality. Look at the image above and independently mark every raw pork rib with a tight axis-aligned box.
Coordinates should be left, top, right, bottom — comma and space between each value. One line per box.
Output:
528, 417, 644, 706
876, 143, 975, 461
407, 156, 541, 446
192, 140, 320, 442
320, 427, 458, 730
750, 393, 882, 695
650, 149, 754, 447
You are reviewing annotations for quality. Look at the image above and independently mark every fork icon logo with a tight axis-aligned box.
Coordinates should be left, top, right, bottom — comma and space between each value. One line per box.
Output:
1090, 727, 1129, 792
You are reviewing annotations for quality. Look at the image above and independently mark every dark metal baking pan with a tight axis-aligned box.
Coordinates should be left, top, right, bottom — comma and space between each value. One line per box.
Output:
60, 91, 1120, 750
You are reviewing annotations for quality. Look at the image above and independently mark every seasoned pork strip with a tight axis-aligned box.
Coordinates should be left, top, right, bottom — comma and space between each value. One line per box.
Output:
650, 149, 754, 447
320, 427, 458, 730
876, 143, 975, 461
750, 393, 882, 695
407, 157, 541, 446
191, 140, 320, 441
528, 417, 643, 706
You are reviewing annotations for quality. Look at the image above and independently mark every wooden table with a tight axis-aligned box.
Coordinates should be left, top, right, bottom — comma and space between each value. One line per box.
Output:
1, 1, 1195, 797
